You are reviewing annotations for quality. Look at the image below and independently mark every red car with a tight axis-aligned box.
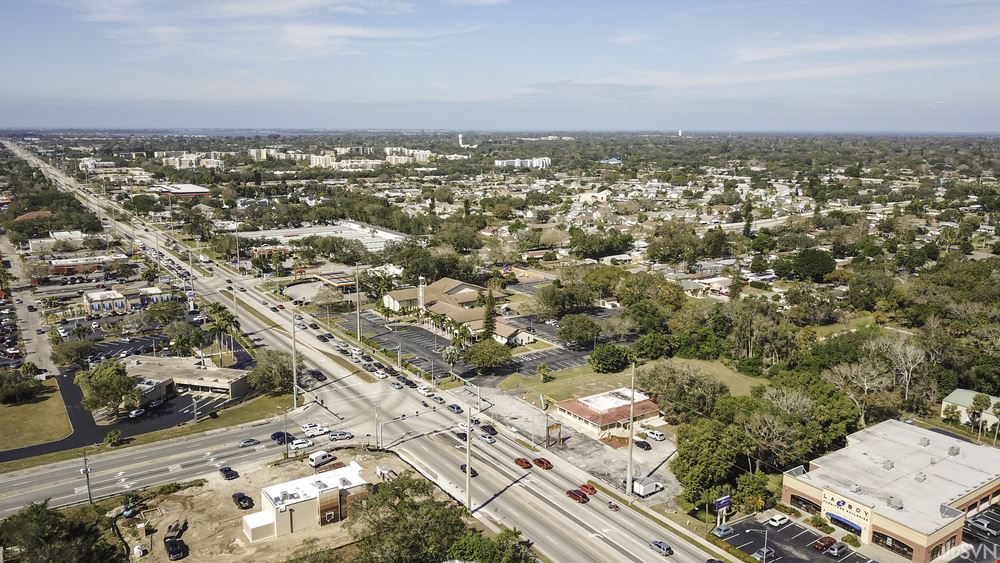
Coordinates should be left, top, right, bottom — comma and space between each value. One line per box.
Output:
533, 458, 553, 470
811, 536, 836, 551
579, 483, 597, 496
566, 489, 589, 503
514, 458, 532, 469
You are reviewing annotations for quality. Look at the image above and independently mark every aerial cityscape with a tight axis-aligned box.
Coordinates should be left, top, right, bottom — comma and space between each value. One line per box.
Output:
1, 1, 1000, 563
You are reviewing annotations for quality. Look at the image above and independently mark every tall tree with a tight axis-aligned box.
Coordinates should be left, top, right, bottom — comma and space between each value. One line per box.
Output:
821, 362, 892, 427
481, 289, 497, 338
247, 349, 302, 391
77, 360, 138, 416
347, 473, 467, 563
463, 339, 512, 374
0, 500, 125, 563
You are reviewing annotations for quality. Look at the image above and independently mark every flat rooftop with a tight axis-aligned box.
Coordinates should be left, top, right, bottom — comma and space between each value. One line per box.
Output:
578, 387, 651, 413
237, 220, 404, 252
789, 419, 1000, 535
262, 461, 366, 509
126, 356, 247, 385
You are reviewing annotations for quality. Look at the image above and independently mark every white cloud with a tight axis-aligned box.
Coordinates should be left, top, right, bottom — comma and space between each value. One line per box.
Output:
733, 19, 1000, 62
209, 0, 414, 18
445, 0, 507, 5
610, 33, 647, 46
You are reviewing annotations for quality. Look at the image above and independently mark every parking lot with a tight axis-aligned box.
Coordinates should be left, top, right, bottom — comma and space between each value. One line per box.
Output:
722, 517, 874, 563
952, 507, 1000, 562
514, 347, 588, 373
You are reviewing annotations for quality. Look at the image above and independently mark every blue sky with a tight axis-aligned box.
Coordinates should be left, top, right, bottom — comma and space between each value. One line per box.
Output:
1, 0, 999, 131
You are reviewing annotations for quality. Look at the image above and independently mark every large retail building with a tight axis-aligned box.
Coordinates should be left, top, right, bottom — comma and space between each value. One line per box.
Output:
782, 419, 1000, 562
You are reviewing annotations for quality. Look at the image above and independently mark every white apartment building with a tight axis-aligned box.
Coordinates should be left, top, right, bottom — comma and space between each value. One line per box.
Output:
494, 157, 551, 169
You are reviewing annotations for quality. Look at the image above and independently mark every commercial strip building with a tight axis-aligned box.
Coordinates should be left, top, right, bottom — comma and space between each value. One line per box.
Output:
554, 388, 660, 439
83, 285, 173, 315
237, 220, 405, 253
243, 462, 370, 542
49, 253, 128, 274
147, 183, 212, 198
494, 157, 551, 169
125, 356, 250, 400
782, 419, 1000, 562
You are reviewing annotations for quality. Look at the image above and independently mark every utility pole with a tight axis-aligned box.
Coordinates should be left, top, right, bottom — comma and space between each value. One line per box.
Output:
626, 362, 636, 502
354, 265, 361, 342
373, 403, 379, 448
292, 312, 298, 409
465, 407, 472, 510
192, 395, 198, 423
81, 450, 93, 504
282, 408, 289, 458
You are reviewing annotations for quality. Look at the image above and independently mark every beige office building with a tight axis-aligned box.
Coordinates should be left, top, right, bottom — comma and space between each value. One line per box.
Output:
782, 420, 1000, 562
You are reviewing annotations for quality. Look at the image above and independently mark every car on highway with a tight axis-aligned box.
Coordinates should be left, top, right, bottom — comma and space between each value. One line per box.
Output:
295, 323, 308, 330
270, 431, 291, 444
328, 431, 354, 441
128, 408, 146, 418
372, 370, 388, 379
478, 433, 496, 445
752, 547, 775, 561
447, 404, 463, 414
390, 381, 403, 389
455, 432, 468, 441
239, 438, 260, 448
767, 514, 789, 527
313, 372, 327, 381
515, 458, 532, 469
308, 322, 320, 330
300, 423, 322, 433
431, 395, 446, 405
459, 464, 478, 477
164, 537, 187, 561
634, 440, 652, 451
480, 424, 497, 436
417, 386, 434, 397
304, 426, 329, 438
289, 439, 313, 450
711, 525, 735, 539
316, 334, 329, 342
566, 489, 589, 503
260, 299, 268, 305
533, 458, 552, 470
232, 492, 254, 510
219, 466, 239, 480
269, 306, 279, 312
811, 536, 835, 551
649, 540, 673, 556
579, 484, 597, 496
457, 422, 470, 432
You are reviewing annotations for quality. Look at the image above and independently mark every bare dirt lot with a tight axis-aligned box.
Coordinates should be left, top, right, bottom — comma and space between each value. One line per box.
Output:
124, 448, 409, 563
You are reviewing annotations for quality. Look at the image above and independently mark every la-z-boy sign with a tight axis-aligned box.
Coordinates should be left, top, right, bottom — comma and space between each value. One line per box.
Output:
823, 491, 872, 523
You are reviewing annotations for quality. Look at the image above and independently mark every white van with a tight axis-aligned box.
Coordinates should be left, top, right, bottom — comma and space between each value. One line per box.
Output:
646, 430, 665, 441
308, 451, 336, 468
349, 347, 362, 358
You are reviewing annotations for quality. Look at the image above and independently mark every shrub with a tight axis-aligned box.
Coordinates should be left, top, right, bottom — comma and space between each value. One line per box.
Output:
704, 534, 758, 563
841, 534, 861, 547
809, 514, 835, 534
774, 503, 802, 518
749, 280, 770, 290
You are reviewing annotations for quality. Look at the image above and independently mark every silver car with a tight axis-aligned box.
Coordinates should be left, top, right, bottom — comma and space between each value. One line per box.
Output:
328, 431, 354, 441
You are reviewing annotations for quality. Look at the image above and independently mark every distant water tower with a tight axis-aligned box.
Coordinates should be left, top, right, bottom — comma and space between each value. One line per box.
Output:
678, 129, 683, 137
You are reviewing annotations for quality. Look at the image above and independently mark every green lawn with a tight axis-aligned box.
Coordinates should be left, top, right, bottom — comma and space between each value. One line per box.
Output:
813, 313, 875, 338
0, 380, 72, 452
511, 340, 553, 354
0, 392, 292, 474
499, 358, 764, 409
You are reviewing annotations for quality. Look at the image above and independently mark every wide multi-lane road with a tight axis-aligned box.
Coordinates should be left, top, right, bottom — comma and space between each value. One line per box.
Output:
0, 140, 728, 563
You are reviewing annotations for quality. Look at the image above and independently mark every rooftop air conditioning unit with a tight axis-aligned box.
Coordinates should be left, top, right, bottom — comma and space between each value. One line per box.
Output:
919, 437, 930, 447
887, 497, 904, 510
882, 460, 894, 470
915, 472, 927, 482
948, 445, 960, 456
849, 484, 862, 493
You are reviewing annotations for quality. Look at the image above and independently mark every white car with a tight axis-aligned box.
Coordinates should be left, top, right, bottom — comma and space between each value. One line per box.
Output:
373, 370, 388, 379
289, 439, 313, 450
304, 426, 329, 438
91, 321, 100, 329
767, 514, 789, 527
478, 433, 496, 445
300, 423, 321, 433
457, 422, 470, 432
417, 386, 434, 397
57, 327, 68, 337
128, 408, 145, 418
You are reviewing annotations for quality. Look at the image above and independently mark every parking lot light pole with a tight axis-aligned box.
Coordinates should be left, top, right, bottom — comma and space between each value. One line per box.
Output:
292, 313, 298, 409
81, 450, 93, 504
626, 362, 636, 502
466, 408, 472, 510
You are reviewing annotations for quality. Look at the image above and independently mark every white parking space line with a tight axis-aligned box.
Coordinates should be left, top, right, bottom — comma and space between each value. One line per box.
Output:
736, 540, 754, 550
790, 528, 812, 540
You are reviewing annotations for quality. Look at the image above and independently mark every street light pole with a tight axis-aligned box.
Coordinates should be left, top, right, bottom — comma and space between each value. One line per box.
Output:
354, 265, 361, 342
283, 408, 289, 458
292, 313, 298, 409
466, 407, 472, 511
626, 362, 636, 502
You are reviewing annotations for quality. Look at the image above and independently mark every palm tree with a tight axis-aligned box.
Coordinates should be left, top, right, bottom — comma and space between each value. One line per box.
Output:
206, 321, 228, 363
0, 268, 13, 294
71, 324, 90, 340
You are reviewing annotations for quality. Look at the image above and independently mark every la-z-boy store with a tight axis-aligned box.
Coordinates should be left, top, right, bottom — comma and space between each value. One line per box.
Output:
783, 420, 1000, 563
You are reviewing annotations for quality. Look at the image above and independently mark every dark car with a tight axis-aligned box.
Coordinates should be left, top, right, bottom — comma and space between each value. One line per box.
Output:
316, 335, 329, 342
313, 372, 327, 381
271, 431, 290, 442
455, 431, 468, 441
447, 404, 463, 414
219, 466, 239, 480
269, 306, 279, 312
460, 464, 478, 477
635, 440, 652, 451
811, 536, 835, 551
164, 537, 187, 560
566, 489, 589, 503
308, 322, 320, 329
480, 424, 498, 436
232, 492, 254, 509
26, 305, 37, 312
